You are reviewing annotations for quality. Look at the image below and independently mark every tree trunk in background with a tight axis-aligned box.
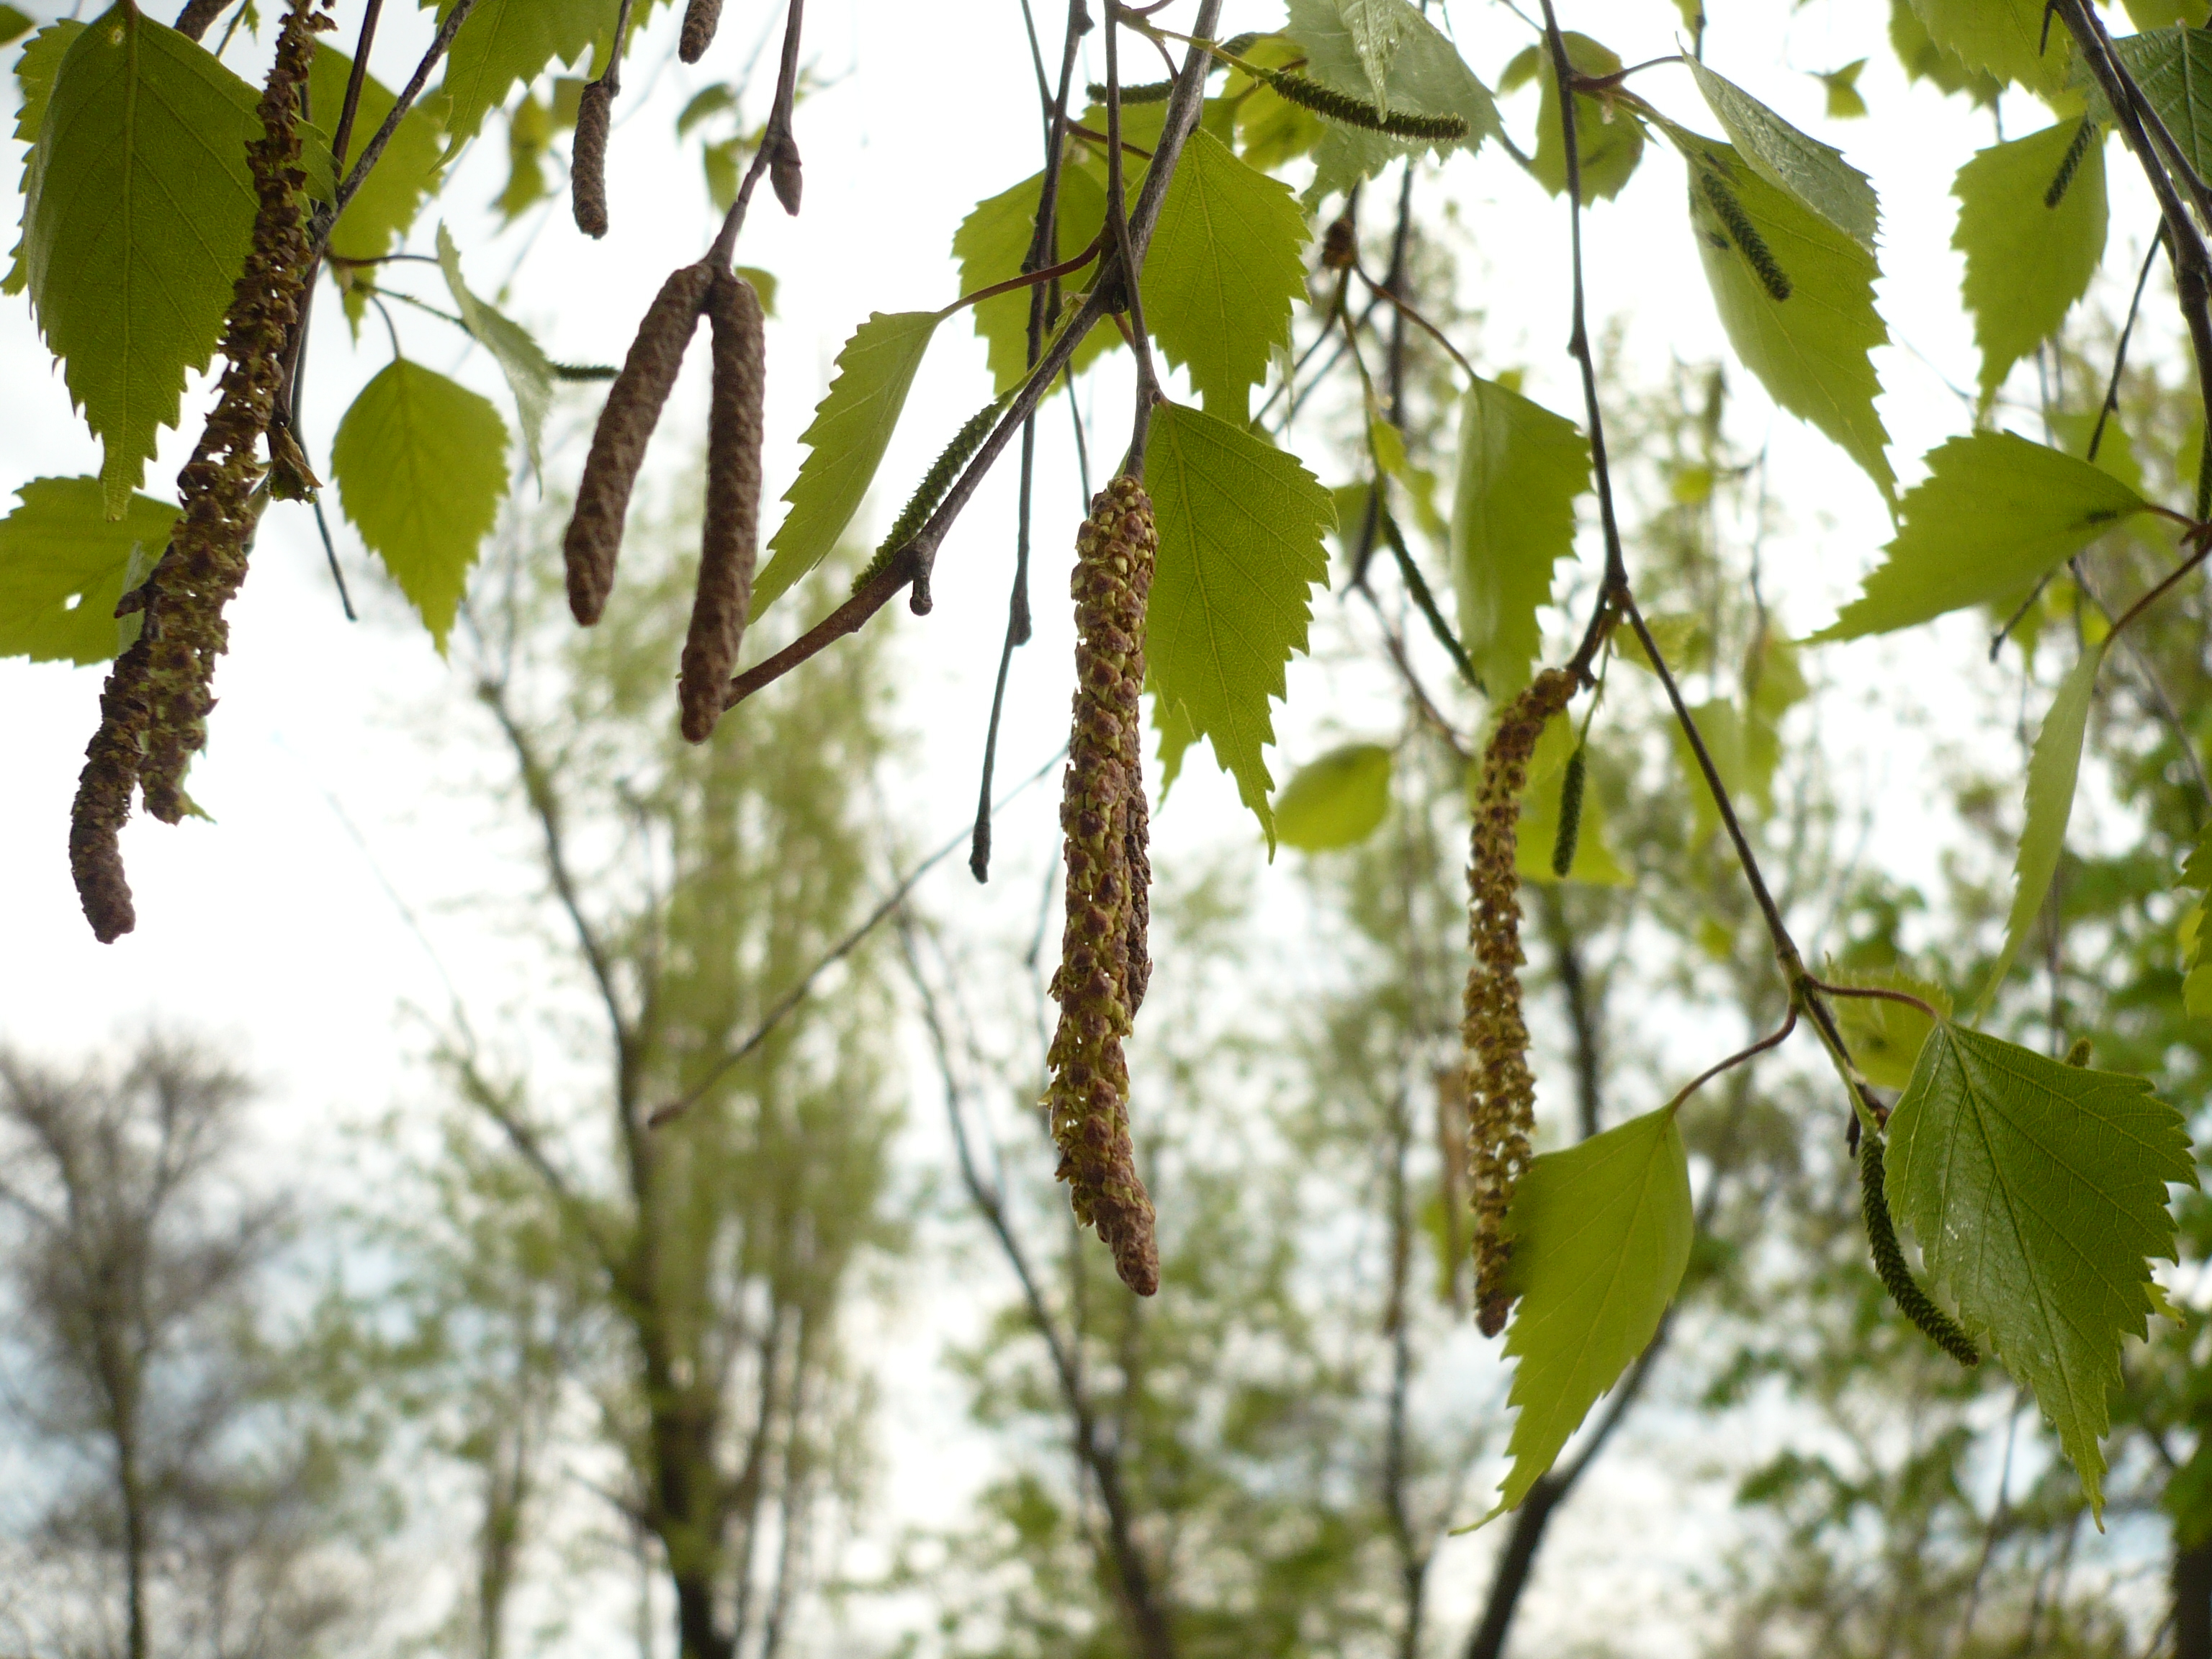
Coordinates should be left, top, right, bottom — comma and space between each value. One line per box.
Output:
1463, 1473, 1568, 1659
2177, 1535, 2212, 1659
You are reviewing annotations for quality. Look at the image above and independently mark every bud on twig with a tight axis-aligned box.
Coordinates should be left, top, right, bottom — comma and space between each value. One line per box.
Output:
572, 79, 612, 238
563, 261, 716, 626
1464, 668, 1575, 1334
1048, 477, 1160, 1296
679, 271, 765, 743
768, 130, 803, 216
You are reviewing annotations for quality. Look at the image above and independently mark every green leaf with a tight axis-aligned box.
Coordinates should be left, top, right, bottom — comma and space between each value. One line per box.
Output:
1953, 119, 2108, 408
1977, 642, 2105, 1008
1885, 1022, 2193, 1517
435, 223, 553, 475
0, 6, 34, 46
2093, 28, 2212, 180
1812, 432, 2146, 640
19, 3, 267, 513
0, 476, 179, 663
1143, 401, 1336, 842
1528, 33, 1645, 204
1284, 0, 1497, 205
1685, 59, 1877, 249
428, 0, 600, 143
1274, 743, 1393, 850
311, 42, 444, 263
4, 19, 84, 295
1909, 0, 2073, 95
1890, 0, 2005, 102
753, 311, 942, 618
1143, 128, 1310, 421
1817, 59, 1870, 120
330, 359, 509, 648
2126, 0, 2207, 24
1514, 714, 1627, 886
1670, 128, 1896, 503
1827, 966, 1951, 1090
1334, 0, 1408, 108
1150, 674, 1198, 797
1449, 375, 1589, 698
950, 163, 1115, 396
1487, 1106, 1694, 1519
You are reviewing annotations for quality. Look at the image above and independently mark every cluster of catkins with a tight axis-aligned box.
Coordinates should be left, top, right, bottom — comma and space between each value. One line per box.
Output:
70, 0, 331, 943
1462, 667, 1576, 1335
562, 261, 765, 742
1046, 476, 1160, 1297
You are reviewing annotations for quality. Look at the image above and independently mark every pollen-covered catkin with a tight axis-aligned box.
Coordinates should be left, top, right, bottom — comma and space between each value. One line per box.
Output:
678, 271, 765, 743
70, 0, 328, 938
1464, 668, 1576, 1335
1861, 1132, 1981, 1367
563, 261, 716, 626
1048, 476, 1160, 1297
572, 79, 611, 238
679, 0, 723, 63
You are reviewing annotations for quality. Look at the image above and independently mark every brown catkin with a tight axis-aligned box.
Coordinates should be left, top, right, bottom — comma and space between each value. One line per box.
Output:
562, 261, 716, 626
1048, 476, 1160, 1297
69, 0, 328, 938
678, 271, 765, 743
1465, 668, 1576, 1334
679, 0, 723, 63
572, 79, 611, 238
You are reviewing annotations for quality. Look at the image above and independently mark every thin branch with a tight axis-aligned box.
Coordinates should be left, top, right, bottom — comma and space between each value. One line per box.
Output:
1658, 1009, 1797, 1115
328, 0, 485, 227
707, 0, 806, 265
974, 0, 1088, 884
647, 744, 1069, 1126
328, 0, 385, 170
724, 0, 1226, 706
1537, 0, 1629, 678
1355, 260, 1475, 382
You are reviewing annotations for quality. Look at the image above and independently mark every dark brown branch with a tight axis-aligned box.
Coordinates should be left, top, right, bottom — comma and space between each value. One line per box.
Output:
328, 0, 383, 168
328, 0, 484, 228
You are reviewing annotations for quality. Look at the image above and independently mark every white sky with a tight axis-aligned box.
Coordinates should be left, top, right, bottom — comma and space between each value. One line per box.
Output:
0, 0, 2183, 1650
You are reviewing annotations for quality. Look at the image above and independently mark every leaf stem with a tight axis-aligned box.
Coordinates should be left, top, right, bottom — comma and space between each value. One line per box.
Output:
2107, 534, 2212, 640
1661, 1009, 1797, 1118
937, 233, 1104, 319
1804, 978, 1943, 1023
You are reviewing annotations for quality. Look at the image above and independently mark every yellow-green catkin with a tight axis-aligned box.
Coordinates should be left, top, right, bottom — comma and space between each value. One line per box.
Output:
1465, 668, 1575, 1334
1047, 476, 1160, 1297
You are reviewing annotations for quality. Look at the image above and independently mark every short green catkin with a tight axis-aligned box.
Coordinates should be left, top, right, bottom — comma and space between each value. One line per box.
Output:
1259, 70, 1470, 141
1087, 79, 1174, 104
1550, 743, 1586, 878
2045, 118, 2098, 210
1861, 1133, 1980, 1368
2066, 1035, 2093, 1067
1700, 174, 1791, 302
852, 393, 1011, 591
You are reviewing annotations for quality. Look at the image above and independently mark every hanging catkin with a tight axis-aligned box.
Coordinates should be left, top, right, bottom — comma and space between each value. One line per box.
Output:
1861, 1132, 1980, 1367
562, 260, 716, 626
678, 271, 765, 743
1464, 668, 1575, 1334
572, 78, 611, 238
1048, 476, 1160, 1297
679, 0, 723, 63
68, 0, 328, 940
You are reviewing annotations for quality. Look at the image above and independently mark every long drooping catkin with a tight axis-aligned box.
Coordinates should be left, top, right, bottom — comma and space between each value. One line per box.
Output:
1048, 476, 1159, 1297
678, 271, 765, 743
1465, 668, 1575, 1334
68, 0, 327, 938
572, 78, 611, 238
679, 0, 723, 63
562, 261, 716, 626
